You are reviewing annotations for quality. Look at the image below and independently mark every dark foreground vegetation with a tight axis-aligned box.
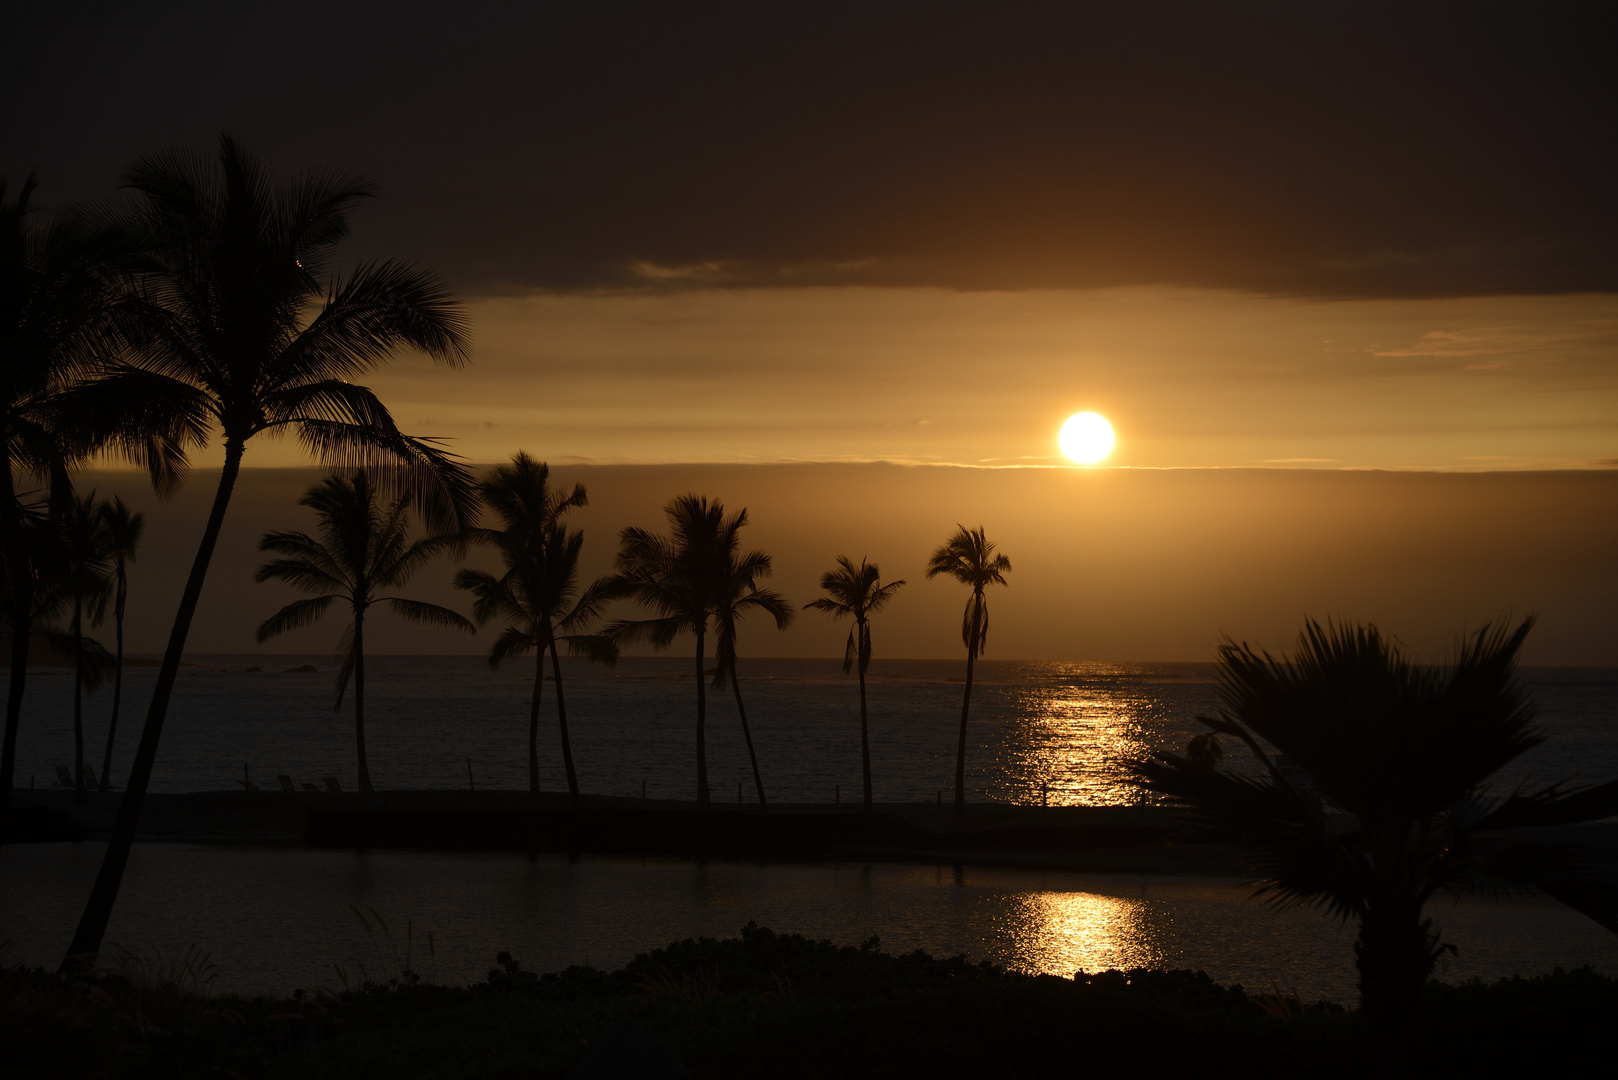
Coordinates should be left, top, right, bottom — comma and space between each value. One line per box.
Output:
5, 924, 1615, 1079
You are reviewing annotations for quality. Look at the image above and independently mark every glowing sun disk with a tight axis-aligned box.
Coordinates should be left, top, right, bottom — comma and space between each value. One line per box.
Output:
1060, 412, 1114, 463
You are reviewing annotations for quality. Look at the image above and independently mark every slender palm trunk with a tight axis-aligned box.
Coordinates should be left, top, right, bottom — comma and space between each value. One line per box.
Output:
549, 643, 579, 800
99, 571, 125, 792
72, 594, 86, 804
60, 441, 245, 973
695, 627, 709, 807
731, 670, 767, 809
955, 606, 979, 814
353, 608, 372, 794
528, 646, 545, 797
1, 587, 30, 832
858, 653, 872, 811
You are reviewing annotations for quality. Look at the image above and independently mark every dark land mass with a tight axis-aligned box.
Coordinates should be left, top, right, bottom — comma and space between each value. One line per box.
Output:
11, 789, 1618, 878
7, 922, 1614, 1079
7, 789, 1255, 874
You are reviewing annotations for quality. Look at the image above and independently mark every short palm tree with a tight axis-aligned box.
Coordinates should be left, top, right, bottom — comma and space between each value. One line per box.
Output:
610, 494, 734, 807
711, 521, 793, 810
455, 454, 617, 800
1134, 618, 1618, 1026
926, 526, 1011, 813
1, 174, 132, 832
256, 471, 474, 794
96, 496, 143, 793
61, 135, 475, 971
807, 556, 905, 810
64, 491, 113, 804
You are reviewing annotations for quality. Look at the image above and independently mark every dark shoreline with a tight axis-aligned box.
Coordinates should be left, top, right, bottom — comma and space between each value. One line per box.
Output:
6, 789, 1259, 874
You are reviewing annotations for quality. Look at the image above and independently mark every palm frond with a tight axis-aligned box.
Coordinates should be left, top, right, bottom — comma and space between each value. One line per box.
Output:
383, 597, 475, 634
255, 595, 340, 642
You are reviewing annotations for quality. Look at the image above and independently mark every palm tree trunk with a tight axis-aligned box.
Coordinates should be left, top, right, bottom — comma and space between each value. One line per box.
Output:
60, 440, 246, 973
1355, 900, 1439, 1027
528, 646, 544, 798
858, 654, 872, 811
99, 570, 125, 793
955, 610, 978, 814
731, 671, 767, 810
72, 594, 86, 805
353, 609, 372, 794
549, 643, 579, 800
1, 590, 31, 836
695, 627, 709, 807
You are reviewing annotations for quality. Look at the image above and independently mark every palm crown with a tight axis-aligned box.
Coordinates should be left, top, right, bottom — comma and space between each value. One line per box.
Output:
807, 556, 906, 677
926, 525, 1011, 658
1134, 618, 1618, 1022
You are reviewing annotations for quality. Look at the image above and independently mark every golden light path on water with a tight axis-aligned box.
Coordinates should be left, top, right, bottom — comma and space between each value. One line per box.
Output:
993, 890, 1167, 975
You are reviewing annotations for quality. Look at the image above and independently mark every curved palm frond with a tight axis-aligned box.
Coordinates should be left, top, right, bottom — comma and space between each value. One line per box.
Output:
383, 597, 475, 634
255, 594, 340, 642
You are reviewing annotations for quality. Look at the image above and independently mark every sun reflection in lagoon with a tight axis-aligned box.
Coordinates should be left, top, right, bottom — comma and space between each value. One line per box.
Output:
975, 885, 1172, 975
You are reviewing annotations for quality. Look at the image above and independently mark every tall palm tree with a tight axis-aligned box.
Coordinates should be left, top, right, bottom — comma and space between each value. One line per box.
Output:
1, 175, 133, 834
711, 521, 793, 810
60, 135, 475, 972
256, 471, 474, 794
926, 525, 1011, 814
609, 495, 736, 808
454, 454, 617, 800
1134, 618, 1618, 1026
807, 556, 905, 810
63, 492, 113, 805
96, 496, 143, 793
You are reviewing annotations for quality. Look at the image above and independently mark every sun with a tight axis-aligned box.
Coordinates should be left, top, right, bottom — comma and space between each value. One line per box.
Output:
1059, 412, 1114, 463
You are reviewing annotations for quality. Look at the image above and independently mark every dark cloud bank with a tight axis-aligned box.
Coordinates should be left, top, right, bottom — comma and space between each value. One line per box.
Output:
6, 2, 1615, 297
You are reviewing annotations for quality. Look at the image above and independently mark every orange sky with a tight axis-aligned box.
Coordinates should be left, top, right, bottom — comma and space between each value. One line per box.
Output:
201, 287, 1618, 473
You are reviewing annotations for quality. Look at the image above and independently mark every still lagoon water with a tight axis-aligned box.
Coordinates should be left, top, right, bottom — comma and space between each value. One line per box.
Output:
4, 658, 1616, 999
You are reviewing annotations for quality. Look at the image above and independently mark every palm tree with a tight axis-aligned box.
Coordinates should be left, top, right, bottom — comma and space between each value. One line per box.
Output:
1134, 618, 1618, 1026
1, 175, 132, 834
711, 521, 793, 810
454, 454, 617, 800
96, 496, 143, 793
60, 135, 475, 972
63, 492, 113, 805
926, 525, 1011, 814
609, 494, 736, 808
256, 471, 474, 794
806, 557, 905, 810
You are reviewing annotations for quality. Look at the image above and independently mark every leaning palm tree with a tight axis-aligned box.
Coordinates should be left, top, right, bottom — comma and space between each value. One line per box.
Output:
807, 556, 905, 810
256, 471, 475, 794
455, 454, 617, 800
609, 495, 735, 807
926, 526, 1011, 813
63, 491, 113, 805
96, 496, 143, 793
711, 521, 793, 809
0, 175, 133, 834
1134, 618, 1618, 1027
60, 135, 475, 971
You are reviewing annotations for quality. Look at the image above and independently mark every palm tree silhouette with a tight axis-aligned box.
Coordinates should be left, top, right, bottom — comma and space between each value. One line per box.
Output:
64, 492, 112, 805
96, 496, 142, 793
807, 556, 905, 810
711, 521, 793, 809
609, 494, 736, 808
1, 175, 134, 832
1134, 618, 1618, 1026
926, 525, 1011, 813
60, 135, 475, 971
256, 471, 474, 794
455, 454, 617, 800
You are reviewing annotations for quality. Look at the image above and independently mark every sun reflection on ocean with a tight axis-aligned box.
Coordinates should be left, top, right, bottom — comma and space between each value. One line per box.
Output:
989, 889, 1172, 976
986, 662, 1211, 805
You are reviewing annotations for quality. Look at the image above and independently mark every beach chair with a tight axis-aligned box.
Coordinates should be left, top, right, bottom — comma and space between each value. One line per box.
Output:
278, 775, 295, 793
324, 776, 344, 794
301, 782, 320, 792
238, 779, 261, 791
55, 766, 75, 789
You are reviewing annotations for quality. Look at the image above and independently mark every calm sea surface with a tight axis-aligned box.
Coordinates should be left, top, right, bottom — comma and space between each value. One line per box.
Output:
4, 658, 1616, 999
